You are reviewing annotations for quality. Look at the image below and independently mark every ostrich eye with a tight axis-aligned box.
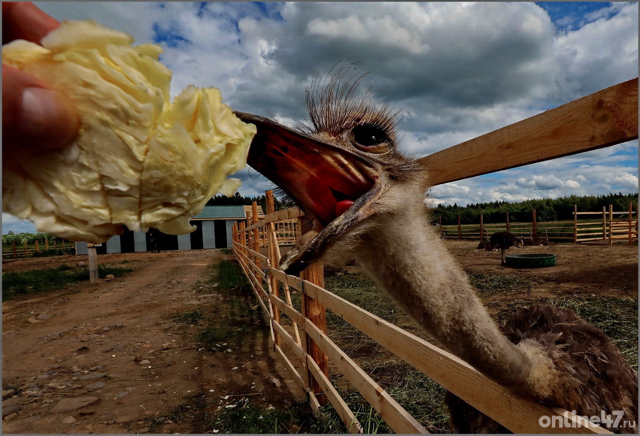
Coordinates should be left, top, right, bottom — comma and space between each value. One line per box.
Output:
351, 124, 391, 153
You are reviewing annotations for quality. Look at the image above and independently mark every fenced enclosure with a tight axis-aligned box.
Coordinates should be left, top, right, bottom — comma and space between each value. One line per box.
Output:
2, 238, 75, 259
232, 78, 637, 433
439, 203, 638, 244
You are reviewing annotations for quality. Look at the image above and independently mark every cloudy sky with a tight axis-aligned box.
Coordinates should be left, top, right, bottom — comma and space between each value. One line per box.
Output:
3, 2, 638, 234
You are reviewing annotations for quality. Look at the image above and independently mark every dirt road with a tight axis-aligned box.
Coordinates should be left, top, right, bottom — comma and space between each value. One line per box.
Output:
2, 250, 302, 434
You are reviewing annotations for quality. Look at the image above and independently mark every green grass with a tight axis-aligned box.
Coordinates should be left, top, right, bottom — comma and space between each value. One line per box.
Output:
173, 309, 206, 325
320, 270, 452, 433
2, 264, 134, 300
468, 272, 537, 294
149, 393, 322, 434
216, 259, 252, 291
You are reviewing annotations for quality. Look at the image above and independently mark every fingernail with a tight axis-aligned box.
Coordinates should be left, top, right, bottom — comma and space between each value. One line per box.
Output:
19, 87, 79, 149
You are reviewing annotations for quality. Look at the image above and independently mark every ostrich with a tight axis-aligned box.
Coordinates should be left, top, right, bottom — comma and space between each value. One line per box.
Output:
236, 71, 638, 433
489, 231, 522, 265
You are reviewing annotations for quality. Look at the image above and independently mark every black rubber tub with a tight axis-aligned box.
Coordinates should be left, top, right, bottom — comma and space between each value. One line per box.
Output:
505, 254, 556, 268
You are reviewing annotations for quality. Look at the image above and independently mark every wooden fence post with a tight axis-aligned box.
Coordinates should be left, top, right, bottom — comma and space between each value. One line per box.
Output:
602, 206, 607, 241
479, 214, 484, 241
265, 191, 282, 351
87, 243, 98, 283
35, 240, 39, 252
506, 212, 510, 233
231, 223, 237, 247
573, 205, 578, 243
239, 221, 247, 256
457, 215, 461, 240
299, 237, 329, 406
608, 204, 613, 245
252, 201, 260, 265
54, 239, 57, 250
12, 241, 17, 258
628, 202, 633, 245
45, 239, 49, 251
24, 241, 28, 256
532, 209, 537, 244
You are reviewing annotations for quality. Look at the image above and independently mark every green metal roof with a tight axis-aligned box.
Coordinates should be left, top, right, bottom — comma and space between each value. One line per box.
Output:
191, 205, 246, 220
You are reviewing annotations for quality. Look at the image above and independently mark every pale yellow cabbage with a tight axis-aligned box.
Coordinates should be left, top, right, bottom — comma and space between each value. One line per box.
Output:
2, 20, 256, 243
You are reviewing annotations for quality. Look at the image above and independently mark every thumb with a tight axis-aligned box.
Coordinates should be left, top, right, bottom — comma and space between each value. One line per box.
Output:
2, 64, 80, 150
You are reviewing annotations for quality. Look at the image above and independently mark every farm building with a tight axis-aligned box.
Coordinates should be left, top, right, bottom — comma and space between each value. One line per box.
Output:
75, 205, 262, 255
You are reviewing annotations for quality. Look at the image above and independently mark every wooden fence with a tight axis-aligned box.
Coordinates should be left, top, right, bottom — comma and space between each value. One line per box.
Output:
574, 204, 639, 244
439, 203, 638, 244
233, 195, 609, 434
231, 78, 637, 433
2, 239, 74, 259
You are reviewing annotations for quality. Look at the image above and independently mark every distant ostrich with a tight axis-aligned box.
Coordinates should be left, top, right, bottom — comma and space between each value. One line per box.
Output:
239, 69, 638, 433
476, 239, 492, 250
489, 231, 522, 265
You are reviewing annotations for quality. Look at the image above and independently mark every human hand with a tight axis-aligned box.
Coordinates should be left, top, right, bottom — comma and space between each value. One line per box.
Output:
2, 2, 79, 150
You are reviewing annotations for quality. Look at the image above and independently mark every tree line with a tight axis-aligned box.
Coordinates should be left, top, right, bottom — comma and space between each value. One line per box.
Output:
429, 192, 638, 225
206, 191, 296, 213
2, 231, 59, 246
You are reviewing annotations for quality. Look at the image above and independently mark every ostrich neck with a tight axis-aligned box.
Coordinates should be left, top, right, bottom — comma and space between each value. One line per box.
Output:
355, 204, 537, 389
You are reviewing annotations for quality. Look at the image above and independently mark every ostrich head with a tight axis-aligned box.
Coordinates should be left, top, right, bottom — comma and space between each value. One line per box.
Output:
237, 69, 429, 274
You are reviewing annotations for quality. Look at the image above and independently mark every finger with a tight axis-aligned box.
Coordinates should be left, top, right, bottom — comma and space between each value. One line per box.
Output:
3, 2, 60, 44
3, 64, 80, 150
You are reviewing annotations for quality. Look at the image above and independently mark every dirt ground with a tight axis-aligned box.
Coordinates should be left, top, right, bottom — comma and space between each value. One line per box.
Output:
2, 250, 304, 434
2, 241, 637, 434
447, 240, 638, 299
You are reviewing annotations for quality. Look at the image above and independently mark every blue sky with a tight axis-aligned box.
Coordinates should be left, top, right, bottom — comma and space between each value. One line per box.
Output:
3, 2, 638, 234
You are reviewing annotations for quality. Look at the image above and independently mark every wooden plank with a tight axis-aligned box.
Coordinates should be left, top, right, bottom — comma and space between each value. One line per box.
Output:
235, 255, 270, 316
236, 249, 268, 282
306, 356, 364, 434
296, 275, 608, 434
273, 321, 306, 364
243, 207, 306, 232
236, 254, 270, 306
305, 320, 428, 434
274, 344, 307, 396
242, 245, 269, 264
270, 294, 305, 326
419, 79, 638, 186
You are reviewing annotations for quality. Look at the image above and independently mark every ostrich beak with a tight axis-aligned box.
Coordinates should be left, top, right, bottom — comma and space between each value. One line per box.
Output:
235, 112, 382, 275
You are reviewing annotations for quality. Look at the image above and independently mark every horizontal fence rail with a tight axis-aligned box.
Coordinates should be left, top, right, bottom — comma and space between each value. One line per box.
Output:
419, 78, 638, 186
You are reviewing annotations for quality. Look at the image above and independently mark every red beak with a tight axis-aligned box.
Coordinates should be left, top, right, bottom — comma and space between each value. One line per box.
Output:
235, 112, 380, 273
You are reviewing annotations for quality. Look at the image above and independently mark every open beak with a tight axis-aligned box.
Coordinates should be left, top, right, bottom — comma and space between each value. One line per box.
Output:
235, 112, 383, 275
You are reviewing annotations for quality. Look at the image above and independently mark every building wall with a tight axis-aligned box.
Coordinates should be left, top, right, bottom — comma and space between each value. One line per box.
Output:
202, 221, 216, 249
177, 233, 191, 250
226, 221, 235, 248
134, 231, 147, 252
75, 219, 239, 254
106, 235, 121, 254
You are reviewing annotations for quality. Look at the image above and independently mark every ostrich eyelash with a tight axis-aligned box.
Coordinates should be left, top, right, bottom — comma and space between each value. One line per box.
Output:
297, 64, 401, 143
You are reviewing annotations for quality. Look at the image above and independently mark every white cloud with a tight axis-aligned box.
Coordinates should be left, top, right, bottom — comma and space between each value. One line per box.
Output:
25, 2, 637, 215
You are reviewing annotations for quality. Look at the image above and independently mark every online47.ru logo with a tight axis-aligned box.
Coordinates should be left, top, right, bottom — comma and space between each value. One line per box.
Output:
539, 410, 636, 430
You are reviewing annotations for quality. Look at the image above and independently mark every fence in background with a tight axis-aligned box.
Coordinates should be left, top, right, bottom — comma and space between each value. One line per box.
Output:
2, 239, 74, 259
439, 203, 638, 244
